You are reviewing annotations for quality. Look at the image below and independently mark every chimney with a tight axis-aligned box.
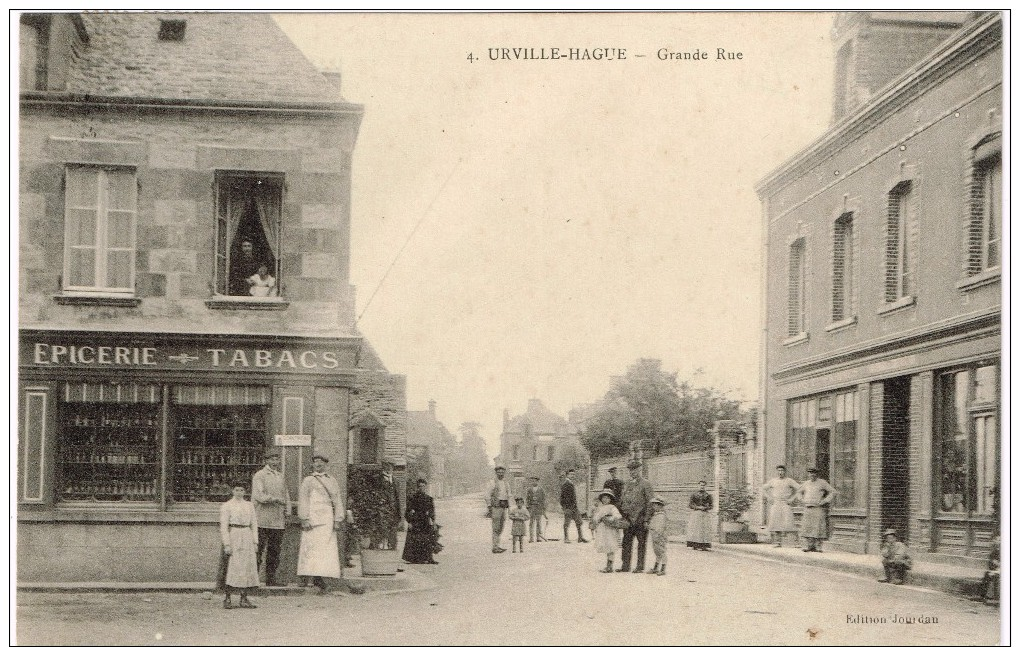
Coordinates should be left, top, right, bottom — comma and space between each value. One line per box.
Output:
503, 408, 510, 430
428, 399, 436, 417
321, 69, 343, 100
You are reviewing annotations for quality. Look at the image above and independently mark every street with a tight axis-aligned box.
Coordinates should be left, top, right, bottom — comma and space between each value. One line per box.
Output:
16, 494, 1001, 646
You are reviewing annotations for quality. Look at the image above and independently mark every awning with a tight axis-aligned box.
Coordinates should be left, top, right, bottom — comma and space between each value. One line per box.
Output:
62, 383, 161, 404
172, 385, 270, 406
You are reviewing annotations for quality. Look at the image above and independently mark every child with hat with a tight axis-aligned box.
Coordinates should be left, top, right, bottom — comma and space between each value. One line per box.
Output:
591, 489, 624, 573
508, 496, 531, 553
647, 497, 668, 576
879, 528, 912, 585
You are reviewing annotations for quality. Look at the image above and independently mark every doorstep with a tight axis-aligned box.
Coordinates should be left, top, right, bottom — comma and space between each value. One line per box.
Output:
704, 541, 987, 599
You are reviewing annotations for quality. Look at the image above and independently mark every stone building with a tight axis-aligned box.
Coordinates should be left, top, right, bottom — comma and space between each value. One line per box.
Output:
17, 13, 406, 583
406, 400, 454, 498
496, 399, 589, 509
756, 12, 1001, 564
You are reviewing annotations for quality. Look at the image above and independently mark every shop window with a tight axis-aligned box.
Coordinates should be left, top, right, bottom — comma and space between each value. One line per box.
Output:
831, 213, 854, 322
57, 384, 162, 504
63, 166, 138, 294
937, 365, 999, 516
787, 389, 861, 508
214, 172, 283, 298
171, 385, 269, 503
831, 391, 859, 508
884, 181, 914, 302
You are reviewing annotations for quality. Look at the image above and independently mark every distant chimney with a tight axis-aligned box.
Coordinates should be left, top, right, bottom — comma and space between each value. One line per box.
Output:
503, 408, 510, 430
830, 12, 969, 123
428, 399, 436, 417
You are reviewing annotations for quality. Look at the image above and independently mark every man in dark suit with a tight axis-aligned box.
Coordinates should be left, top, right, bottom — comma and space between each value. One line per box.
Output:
602, 466, 624, 504
380, 460, 403, 550
560, 469, 588, 543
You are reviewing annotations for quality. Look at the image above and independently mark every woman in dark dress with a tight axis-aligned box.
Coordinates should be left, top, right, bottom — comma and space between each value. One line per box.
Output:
686, 481, 714, 551
402, 478, 439, 565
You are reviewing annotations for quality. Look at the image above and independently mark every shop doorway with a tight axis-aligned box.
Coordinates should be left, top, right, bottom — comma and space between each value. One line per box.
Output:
881, 377, 911, 540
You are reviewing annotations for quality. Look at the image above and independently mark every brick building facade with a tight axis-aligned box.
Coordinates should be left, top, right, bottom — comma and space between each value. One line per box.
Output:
17, 13, 406, 583
756, 12, 1000, 564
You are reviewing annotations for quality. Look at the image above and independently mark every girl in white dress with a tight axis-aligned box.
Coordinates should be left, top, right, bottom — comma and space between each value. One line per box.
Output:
219, 483, 260, 609
591, 489, 623, 573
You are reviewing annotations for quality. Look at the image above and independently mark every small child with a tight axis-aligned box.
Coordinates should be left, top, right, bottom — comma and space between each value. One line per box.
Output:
591, 489, 623, 573
508, 497, 530, 553
647, 497, 668, 576
878, 528, 912, 585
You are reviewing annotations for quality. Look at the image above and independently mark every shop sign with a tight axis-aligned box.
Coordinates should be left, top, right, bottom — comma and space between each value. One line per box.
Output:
20, 334, 358, 375
275, 434, 313, 446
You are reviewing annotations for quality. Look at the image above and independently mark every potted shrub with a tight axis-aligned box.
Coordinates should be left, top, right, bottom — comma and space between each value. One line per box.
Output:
718, 487, 755, 534
348, 468, 400, 576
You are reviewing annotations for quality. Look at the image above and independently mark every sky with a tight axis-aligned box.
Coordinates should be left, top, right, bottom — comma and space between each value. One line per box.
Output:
273, 12, 836, 454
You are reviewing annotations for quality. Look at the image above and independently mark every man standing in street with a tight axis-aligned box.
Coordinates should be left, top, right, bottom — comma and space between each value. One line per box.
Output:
380, 460, 403, 550
297, 454, 342, 594
618, 459, 655, 572
560, 469, 588, 543
762, 465, 799, 548
526, 476, 547, 542
602, 466, 624, 504
793, 467, 837, 552
252, 451, 290, 586
487, 465, 511, 553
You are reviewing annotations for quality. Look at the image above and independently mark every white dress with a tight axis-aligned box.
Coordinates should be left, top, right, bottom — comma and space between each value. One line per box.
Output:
219, 498, 260, 589
592, 503, 623, 554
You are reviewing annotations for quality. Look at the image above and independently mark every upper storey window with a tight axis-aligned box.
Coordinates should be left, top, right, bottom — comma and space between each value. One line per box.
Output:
214, 172, 284, 299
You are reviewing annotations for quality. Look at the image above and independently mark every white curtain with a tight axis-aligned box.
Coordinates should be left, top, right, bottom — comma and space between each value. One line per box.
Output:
253, 190, 280, 262
227, 191, 245, 250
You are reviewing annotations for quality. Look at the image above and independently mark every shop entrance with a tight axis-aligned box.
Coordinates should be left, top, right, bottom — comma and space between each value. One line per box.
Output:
881, 377, 911, 540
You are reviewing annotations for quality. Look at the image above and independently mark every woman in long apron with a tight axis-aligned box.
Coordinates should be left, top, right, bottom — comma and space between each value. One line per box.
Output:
219, 483, 260, 609
686, 481, 714, 551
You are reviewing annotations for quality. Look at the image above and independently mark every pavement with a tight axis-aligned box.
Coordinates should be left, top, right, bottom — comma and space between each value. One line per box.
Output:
679, 539, 989, 599
15, 495, 1003, 645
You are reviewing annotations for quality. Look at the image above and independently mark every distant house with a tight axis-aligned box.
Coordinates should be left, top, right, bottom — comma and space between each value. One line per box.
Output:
406, 400, 454, 498
496, 399, 589, 508
756, 12, 1001, 562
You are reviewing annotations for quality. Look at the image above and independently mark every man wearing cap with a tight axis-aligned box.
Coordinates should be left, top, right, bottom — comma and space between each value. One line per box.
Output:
602, 467, 624, 505
793, 467, 837, 552
560, 469, 588, 543
486, 465, 511, 553
618, 460, 655, 572
879, 528, 912, 584
525, 476, 547, 542
297, 454, 342, 593
252, 451, 291, 586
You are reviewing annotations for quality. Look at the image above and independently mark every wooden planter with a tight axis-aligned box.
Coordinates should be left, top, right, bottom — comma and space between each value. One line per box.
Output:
360, 548, 400, 576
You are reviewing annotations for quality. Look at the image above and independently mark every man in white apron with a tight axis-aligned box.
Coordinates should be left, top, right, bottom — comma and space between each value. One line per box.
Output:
298, 454, 342, 593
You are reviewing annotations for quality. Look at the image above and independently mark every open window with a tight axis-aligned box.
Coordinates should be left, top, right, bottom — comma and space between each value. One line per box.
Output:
214, 172, 284, 299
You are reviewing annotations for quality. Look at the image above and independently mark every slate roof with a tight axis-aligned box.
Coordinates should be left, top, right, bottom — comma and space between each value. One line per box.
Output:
67, 13, 340, 104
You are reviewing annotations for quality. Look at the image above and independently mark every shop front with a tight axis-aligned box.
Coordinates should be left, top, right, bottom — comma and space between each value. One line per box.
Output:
17, 329, 361, 583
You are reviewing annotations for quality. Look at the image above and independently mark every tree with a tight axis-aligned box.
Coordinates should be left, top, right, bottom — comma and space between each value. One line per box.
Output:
579, 358, 743, 459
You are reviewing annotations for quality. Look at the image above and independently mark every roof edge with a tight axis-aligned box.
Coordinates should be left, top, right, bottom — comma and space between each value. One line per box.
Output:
20, 91, 364, 116
755, 12, 1001, 198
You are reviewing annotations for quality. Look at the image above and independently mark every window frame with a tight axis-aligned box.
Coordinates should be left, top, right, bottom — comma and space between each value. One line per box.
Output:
786, 388, 863, 511
934, 363, 1000, 519
61, 165, 138, 295
885, 181, 913, 302
787, 237, 807, 338
212, 170, 285, 300
831, 212, 855, 323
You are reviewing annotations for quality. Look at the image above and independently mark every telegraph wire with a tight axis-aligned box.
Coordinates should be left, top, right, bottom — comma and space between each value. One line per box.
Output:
357, 159, 462, 324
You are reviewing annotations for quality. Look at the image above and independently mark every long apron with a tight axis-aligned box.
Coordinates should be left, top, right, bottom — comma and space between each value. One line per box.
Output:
298, 486, 341, 578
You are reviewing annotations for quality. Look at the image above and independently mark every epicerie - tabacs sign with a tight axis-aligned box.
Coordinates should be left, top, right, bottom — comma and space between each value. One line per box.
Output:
23, 339, 357, 374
